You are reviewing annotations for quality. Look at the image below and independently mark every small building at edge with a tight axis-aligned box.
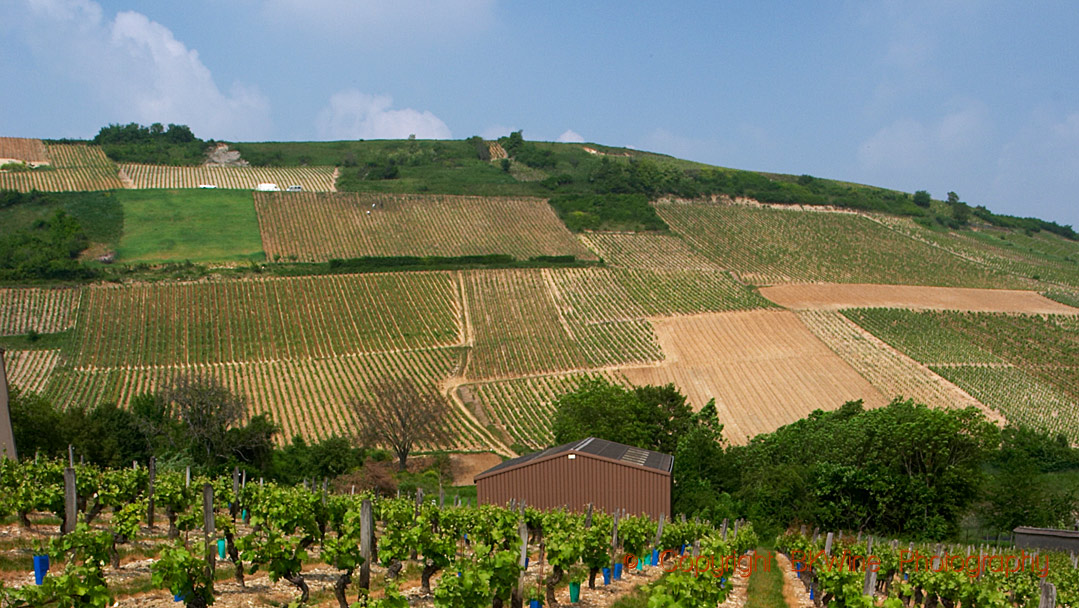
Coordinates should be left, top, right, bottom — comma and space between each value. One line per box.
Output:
474, 437, 672, 519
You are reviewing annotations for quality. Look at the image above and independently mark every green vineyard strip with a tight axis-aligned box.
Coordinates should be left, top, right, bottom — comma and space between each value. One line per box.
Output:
70, 273, 460, 369
655, 201, 1029, 288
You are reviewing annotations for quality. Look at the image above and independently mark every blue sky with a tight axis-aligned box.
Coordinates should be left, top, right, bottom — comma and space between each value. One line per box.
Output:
3, 0, 1078, 227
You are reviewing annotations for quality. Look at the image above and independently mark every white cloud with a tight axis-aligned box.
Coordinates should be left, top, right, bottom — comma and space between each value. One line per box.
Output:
556, 129, 585, 143
17, 0, 271, 140
262, 0, 496, 39
858, 101, 990, 173
316, 90, 451, 140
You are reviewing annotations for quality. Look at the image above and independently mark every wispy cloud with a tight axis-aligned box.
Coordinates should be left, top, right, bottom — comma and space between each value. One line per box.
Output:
17, 0, 271, 140
556, 129, 585, 143
316, 90, 451, 140
858, 100, 991, 174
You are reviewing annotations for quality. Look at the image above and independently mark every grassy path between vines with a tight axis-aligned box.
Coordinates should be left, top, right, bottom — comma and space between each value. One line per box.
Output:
745, 548, 785, 608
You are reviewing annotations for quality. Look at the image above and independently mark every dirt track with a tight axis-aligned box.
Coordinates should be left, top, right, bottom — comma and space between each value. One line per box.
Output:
620, 311, 888, 444
760, 283, 1078, 314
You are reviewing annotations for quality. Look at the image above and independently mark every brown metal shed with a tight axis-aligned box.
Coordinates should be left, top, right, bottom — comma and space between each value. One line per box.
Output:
474, 437, 672, 519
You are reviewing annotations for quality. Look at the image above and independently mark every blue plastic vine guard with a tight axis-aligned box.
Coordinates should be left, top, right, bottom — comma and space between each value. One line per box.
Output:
602, 567, 611, 585
33, 555, 49, 585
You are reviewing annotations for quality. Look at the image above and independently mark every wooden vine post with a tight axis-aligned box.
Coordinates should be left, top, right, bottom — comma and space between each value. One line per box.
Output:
203, 483, 215, 576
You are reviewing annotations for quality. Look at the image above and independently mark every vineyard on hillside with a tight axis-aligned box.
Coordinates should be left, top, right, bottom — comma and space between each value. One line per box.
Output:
0, 144, 122, 192
253, 192, 596, 262
43, 346, 494, 449
578, 232, 726, 270
464, 269, 662, 379
550, 267, 774, 321
3, 349, 61, 395
70, 273, 461, 368
621, 310, 888, 443
462, 371, 626, 449
654, 200, 1033, 288
844, 308, 1079, 441
0, 287, 81, 335
875, 214, 1079, 289
760, 283, 1078, 314
0, 137, 49, 163
796, 310, 988, 414
119, 164, 336, 191
931, 365, 1077, 441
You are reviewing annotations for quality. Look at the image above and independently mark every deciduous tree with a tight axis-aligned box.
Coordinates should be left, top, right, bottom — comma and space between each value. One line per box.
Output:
349, 377, 448, 471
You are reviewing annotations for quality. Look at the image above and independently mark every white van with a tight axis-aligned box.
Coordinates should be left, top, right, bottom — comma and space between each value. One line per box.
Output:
286, 185, 303, 192
255, 183, 280, 192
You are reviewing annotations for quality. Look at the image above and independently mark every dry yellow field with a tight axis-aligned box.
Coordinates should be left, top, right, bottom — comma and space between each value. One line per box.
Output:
619, 310, 888, 443
761, 283, 1079, 313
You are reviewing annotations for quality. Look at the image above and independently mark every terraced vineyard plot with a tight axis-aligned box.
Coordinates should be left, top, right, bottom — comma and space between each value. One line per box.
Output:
0, 167, 124, 192
45, 347, 494, 450
761, 283, 1075, 314
0, 137, 49, 163
550, 268, 772, 322
47, 144, 115, 169
4, 350, 61, 394
621, 310, 888, 444
655, 201, 1028, 288
876, 215, 1079, 288
841, 309, 1003, 364
464, 270, 661, 379
120, 164, 336, 191
254, 192, 595, 262
0, 144, 122, 192
844, 309, 1079, 367
0, 288, 80, 335
846, 308, 1079, 440
71, 273, 460, 368
463, 371, 626, 450
797, 310, 988, 414
931, 365, 1077, 442
578, 232, 725, 269
1045, 289, 1079, 309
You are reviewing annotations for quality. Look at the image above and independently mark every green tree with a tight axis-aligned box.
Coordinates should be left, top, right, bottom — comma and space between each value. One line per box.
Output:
159, 373, 248, 468
913, 190, 932, 208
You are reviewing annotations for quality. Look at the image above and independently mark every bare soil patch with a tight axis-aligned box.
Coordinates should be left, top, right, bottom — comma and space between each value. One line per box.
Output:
760, 283, 1078, 314
620, 311, 887, 444
448, 452, 502, 486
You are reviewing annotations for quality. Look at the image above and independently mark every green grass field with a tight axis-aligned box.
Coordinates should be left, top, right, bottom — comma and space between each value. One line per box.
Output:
114, 189, 264, 263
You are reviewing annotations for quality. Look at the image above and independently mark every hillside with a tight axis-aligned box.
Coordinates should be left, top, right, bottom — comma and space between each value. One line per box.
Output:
1, 132, 1078, 455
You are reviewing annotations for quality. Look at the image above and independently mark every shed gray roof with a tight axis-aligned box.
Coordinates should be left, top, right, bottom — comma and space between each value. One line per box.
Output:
1013, 526, 1079, 539
476, 437, 674, 479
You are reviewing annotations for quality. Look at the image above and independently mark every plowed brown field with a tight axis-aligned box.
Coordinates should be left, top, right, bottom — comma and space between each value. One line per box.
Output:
620, 310, 887, 443
760, 283, 1078, 314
